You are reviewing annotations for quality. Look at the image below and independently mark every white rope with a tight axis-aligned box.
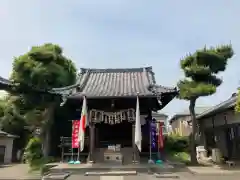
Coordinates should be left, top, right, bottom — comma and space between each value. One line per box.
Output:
89, 108, 136, 125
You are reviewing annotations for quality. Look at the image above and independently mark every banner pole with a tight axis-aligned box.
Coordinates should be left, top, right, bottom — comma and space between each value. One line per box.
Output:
157, 122, 160, 159
148, 119, 154, 164
149, 121, 152, 160
68, 120, 75, 164
71, 120, 74, 161
74, 121, 81, 164
71, 147, 74, 160
77, 145, 80, 160
73, 143, 81, 164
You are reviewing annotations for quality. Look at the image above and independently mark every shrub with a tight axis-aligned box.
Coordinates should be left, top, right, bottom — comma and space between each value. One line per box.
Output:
24, 137, 43, 168
165, 134, 189, 152
173, 152, 190, 162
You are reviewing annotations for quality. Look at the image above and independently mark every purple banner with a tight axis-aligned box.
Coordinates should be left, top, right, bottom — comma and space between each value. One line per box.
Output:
150, 120, 157, 150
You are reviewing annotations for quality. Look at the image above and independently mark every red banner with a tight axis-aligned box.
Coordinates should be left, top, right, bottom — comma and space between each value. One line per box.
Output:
158, 122, 164, 149
72, 120, 80, 148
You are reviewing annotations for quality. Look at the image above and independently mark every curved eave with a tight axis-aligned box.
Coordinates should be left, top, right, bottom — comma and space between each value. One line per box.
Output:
64, 85, 178, 99
67, 94, 164, 99
148, 84, 178, 110
65, 87, 177, 110
0, 77, 62, 95
0, 77, 15, 90
157, 90, 178, 110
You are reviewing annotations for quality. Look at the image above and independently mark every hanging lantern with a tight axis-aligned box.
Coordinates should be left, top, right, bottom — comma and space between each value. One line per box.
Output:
34, 127, 41, 136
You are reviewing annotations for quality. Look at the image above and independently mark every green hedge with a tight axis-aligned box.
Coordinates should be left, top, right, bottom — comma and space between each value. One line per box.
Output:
165, 135, 189, 152
24, 137, 45, 170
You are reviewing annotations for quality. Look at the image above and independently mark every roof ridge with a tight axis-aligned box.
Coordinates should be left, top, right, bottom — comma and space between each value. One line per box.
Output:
203, 96, 236, 112
152, 84, 176, 90
79, 67, 153, 73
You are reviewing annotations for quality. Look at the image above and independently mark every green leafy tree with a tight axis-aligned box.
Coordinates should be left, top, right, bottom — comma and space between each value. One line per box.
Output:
0, 96, 25, 133
11, 43, 77, 157
235, 90, 240, 112
0, 96, 30, 150
177, 44, 234, 164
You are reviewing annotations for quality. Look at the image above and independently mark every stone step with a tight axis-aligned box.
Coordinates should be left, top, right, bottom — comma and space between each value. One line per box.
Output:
48, 163, 174, 175
85, 170, 137, 176
92, 147, 140, 164
42, 172, 71, 180
121, 147, 140, 165
154, 173, 180, 179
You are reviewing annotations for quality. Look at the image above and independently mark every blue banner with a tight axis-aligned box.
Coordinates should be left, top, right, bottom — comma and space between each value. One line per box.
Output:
150, 120, 157, 150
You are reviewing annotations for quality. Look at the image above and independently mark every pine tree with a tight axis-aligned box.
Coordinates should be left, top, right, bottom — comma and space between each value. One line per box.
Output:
177, 44, 234, 164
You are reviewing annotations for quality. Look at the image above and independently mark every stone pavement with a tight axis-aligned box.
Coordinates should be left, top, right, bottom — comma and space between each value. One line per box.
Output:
1, 163, 240, 180
65, 172, 240, 180
67, 173, 181, 180
0, 164, 41, 180
187, 166, 240, 175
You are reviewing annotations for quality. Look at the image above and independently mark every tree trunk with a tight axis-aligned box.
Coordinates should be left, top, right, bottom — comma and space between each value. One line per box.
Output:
42, 104, 55, 158
189, 98, 198, 165
42, 128, 51, 158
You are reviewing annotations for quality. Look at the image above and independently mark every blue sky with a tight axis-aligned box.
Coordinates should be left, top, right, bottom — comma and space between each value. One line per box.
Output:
0, 0, 240, 117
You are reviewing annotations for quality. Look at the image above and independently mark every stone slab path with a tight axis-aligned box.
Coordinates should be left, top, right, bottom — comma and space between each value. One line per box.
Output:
0, 164, 41, 180
66, 172, 240, 180
187, 166, 240, 175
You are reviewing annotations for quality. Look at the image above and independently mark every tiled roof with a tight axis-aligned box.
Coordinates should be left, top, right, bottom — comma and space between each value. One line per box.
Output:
169, 106, 210, 124
0, 67, 177, 101
0, 77, 13, 85
0, 130, 18, 138
196, 94, 237, 119
0, 130, 8, 135
0, 76, 57, 94
55, 67, 177, 98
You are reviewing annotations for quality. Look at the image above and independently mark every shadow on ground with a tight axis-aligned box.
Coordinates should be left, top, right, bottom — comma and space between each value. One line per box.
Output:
0, 164, 14, 168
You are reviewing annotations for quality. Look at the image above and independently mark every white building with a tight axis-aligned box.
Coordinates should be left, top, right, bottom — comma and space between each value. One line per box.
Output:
0, 130, 17, 164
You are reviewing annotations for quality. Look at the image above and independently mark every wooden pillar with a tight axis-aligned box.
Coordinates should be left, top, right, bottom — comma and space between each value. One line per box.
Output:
95, 126, 99, 148
89, 122, 95, 163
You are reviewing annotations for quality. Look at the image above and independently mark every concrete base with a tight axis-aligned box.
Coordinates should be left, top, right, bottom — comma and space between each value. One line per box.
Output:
154, 173, 179, 179
148, 159, 155, 164
132, 161, 139, 164
42, 172, 71, 180
85, 171, 137, 176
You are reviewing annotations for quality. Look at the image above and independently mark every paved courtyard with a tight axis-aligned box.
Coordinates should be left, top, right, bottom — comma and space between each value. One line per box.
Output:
66, 172, 240, 180
0, 164, 40, 180
1, 163, 240, 180
67, 173, 181, 180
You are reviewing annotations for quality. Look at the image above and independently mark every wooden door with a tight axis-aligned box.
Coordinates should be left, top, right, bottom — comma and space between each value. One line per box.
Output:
0, 145, 5, 163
